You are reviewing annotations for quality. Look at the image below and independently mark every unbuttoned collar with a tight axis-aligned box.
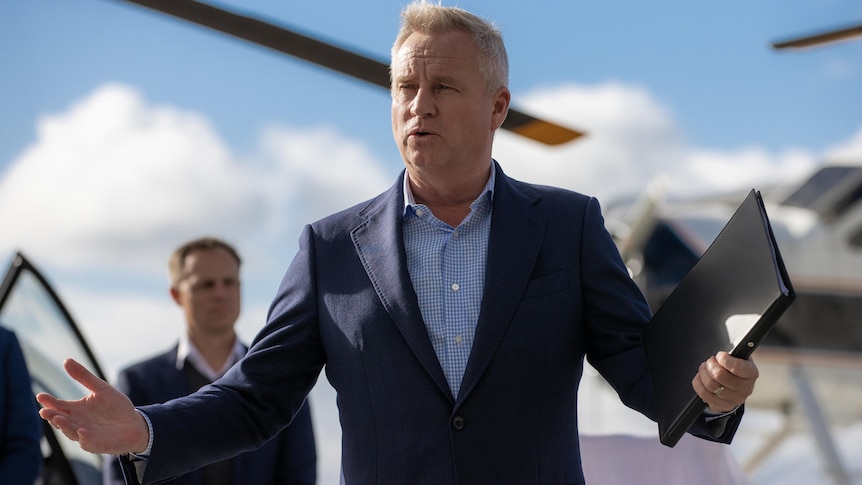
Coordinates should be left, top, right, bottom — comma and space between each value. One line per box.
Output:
176, 333, 245, 381
403, 161, 496, 215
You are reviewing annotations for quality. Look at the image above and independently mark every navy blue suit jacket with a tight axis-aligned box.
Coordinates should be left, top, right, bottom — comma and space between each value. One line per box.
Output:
0, 327, 43, 485
108, 344, 316, 485
136, 163, 742, 485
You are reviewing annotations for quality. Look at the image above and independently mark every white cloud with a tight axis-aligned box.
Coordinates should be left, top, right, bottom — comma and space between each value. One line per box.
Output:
0, 84, 391, 285
496, 82, 824, 203
252, 123, 393, 241
0, 84, 263, 274
495, 82, 686, 202
674, 146, 815, 196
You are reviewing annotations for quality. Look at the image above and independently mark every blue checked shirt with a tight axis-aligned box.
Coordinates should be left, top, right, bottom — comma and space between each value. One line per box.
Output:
402, 167, 494, 398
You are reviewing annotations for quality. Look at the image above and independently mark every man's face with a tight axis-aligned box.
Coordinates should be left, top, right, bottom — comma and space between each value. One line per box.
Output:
172, 247, 241, 337
391, 30, 509, 181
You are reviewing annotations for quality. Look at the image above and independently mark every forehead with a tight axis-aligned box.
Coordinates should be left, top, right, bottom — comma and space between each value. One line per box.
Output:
182, 248, 239, 277
392, 30, 478, 76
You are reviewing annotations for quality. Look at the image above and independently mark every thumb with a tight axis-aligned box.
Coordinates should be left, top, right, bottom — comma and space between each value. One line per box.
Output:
64, 358, 108, 393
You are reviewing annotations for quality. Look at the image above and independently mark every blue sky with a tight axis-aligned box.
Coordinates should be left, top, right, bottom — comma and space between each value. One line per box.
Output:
4, 0, 861, 166
2, 1, 861, 482
5, 0, 860, 289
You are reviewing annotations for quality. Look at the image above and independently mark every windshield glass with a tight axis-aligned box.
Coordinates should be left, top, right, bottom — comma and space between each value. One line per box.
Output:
0, 253, 104, 484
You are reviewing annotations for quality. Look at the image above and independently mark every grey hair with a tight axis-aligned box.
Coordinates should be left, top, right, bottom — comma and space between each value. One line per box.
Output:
390, 1, 509, 96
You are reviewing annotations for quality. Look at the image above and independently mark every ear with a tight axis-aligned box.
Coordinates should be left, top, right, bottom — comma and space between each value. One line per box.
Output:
491, 87, 511, 130
169, 287, 182, 306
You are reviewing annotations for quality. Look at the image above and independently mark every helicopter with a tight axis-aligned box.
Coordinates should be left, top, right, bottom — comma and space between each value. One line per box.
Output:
607, 158, 862, 484
572, 19, 862, 485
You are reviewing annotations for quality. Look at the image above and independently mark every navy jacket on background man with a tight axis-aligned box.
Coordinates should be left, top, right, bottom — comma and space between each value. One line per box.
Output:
107, 345, 316, 485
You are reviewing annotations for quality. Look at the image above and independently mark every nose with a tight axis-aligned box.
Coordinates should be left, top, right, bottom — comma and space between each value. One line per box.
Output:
410, 87, 436, 118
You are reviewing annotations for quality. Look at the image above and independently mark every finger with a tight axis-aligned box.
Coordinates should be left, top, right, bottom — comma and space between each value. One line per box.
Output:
692, 362, 740, 412
692, 364, 717, 400
37, 397, 79, 438
698, 358, 755, 412
36, 393, 78, 422
692, 372, 716, 406
39, 407, 61, 424
64, 358, 110, 393
715, 352, 759, 380
704, 355, 744, 389
708, 354, 758, 398
36, 392, 64, 410
692, 373, 736, 413
50, 414, 82, 442
695, 361, 723, 394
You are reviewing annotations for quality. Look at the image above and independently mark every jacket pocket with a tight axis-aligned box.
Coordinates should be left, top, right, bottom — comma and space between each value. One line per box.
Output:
522, 269, 568, 300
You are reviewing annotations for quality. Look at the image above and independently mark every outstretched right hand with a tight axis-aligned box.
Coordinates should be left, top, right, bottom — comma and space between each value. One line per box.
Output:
36, 358, 150, 455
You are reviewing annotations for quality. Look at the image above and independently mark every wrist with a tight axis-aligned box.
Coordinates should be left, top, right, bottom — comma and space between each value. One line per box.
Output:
132, 409, 153, 456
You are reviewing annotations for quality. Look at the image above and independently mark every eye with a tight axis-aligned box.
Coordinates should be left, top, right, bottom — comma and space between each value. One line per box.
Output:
191, 280, 215, 291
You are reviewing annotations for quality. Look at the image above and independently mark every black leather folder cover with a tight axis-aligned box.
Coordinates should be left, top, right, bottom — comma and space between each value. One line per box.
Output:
641, 189, 795, 447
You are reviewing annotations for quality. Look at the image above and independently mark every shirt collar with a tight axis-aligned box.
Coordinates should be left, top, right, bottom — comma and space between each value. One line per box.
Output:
403, 161, 496, 214
176, 333, 245, 381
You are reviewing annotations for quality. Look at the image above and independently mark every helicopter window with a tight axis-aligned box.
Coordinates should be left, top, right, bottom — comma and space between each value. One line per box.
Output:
782, 166, 862, 209
641, 221, 701, 308
0, 254, 105, 484
849, 227, 862, 249
830, 182, 862, 221
0, 269, 100, 379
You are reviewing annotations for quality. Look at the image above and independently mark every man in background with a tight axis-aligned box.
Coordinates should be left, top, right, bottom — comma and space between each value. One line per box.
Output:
102, 237, 316, 485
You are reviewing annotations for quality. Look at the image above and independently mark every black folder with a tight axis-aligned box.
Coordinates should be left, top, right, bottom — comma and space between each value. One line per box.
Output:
641, 189, 795, 447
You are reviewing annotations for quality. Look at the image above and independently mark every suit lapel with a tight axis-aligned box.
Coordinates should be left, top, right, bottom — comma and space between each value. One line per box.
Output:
351, 174, 453, 401
458, 167, 546, 403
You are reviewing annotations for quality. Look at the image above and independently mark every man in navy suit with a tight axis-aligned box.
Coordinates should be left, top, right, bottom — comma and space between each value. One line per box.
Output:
1, 326, 43, 485
101, 237, 316, 485
39, 3, 760, 484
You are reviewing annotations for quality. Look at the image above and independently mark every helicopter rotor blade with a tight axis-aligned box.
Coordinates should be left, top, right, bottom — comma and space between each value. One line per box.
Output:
118, 0, 585, 145
772, 23, 862, 50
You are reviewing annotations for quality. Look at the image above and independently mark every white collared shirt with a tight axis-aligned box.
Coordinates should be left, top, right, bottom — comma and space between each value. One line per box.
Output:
176, 333, 245, 381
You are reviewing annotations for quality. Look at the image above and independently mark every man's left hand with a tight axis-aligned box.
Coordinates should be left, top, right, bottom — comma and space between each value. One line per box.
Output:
692, 351, 759, 413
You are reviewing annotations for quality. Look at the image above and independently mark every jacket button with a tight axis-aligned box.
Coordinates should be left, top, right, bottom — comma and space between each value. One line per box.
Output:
452, 416, 465, 430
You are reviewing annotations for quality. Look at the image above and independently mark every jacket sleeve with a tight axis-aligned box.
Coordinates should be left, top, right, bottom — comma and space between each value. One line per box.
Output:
102, 370, 135, 485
